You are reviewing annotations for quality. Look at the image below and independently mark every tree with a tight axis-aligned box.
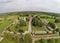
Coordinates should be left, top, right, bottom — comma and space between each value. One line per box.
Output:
19, 20, 26, 26
55, 39, 58, 43
38, 38, 47, 43
55, 19, 60, 23
54, 16, 56, 19
18, 17, 20, 20
52, 38, 55, 43
47, 39, 55, 43
48, 22, 56, 29
55, 28, 59, 32
40, 39, 44, 43
24, 34, 32, 43
19, 37, 24, 43
32, 16, 43, 27
18, 29, 24, 34
47, 39, 52, 43
57, 28, 60, 35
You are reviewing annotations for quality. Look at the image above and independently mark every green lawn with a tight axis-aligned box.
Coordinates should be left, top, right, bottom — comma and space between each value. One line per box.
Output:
55, 39, 60, 43
55, 23, 60, 27
0, 32, 22, 43
9, 21, 28, 32
0, 15, 18, 31
46, 18, 55, 23
0, 19, 13, 30
10, 25, 28, 32
32, 26, 45, 31
35, 39, 47, 43
0, 16, 28, 32
45, 18, 60, 27
0, 39, 15, 43
35, 39, 60, 43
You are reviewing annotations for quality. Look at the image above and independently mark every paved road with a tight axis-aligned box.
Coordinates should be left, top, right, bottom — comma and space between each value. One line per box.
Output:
28, 18, 32, 33
0, 36, 3, 42
32, 35, 60, 43
32, 35, 60, 40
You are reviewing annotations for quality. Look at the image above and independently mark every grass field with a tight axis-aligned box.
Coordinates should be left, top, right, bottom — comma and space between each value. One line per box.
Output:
1, 39, 15, 43
46, 18, 54, 23
8, 18, 28, 32
45, 18, 60, 27
9, 23, 28, 32
0, 15, 18, 31
55, 23, 60, 27
32, 26, 45, 31
35, 39, 47, 43
35, 39, 60, 43
0, 33, 22, 43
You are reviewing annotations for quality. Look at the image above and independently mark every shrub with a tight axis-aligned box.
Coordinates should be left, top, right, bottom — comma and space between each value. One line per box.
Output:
32, 16, 43, 27
19, 19, 26, 26
18, 29, 24, 33
48, 22, 56, 29
24, 34, 32, 43
55, 19, 60, 23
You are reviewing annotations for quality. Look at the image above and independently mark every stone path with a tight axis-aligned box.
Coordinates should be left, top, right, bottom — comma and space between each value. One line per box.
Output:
0, 36, 3, 42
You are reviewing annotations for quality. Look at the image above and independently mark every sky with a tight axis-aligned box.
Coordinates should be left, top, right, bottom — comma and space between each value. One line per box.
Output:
0, 0, 60, 13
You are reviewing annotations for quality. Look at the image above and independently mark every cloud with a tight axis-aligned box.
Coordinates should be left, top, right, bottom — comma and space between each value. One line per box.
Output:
0, 0, 60, 13
0, 0, 12, 3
